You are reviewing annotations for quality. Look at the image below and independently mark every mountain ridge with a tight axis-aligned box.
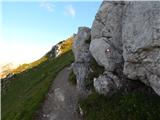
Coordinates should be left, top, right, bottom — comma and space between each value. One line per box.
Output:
0, 36, 73, 79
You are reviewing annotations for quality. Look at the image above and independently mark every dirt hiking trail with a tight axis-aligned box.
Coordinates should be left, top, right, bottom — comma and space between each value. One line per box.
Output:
36, 67, 82, 120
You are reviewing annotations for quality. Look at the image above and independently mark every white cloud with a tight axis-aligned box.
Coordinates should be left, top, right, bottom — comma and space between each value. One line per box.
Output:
64, 4, 76, 18
40, 0, 55, 12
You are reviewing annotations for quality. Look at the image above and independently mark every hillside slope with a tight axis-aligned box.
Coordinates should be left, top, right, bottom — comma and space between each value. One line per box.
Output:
0, 36, 73, 79
1, 51, 74, 120
1, 36, 74, 120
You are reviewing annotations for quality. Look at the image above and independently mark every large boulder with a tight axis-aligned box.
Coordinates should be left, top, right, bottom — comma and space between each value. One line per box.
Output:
122, 1, 160, 95
90, 1, 124, 71
89, 37, 123, 72
90, 1, 125, 95
94, 72, 122, 96
72, 27, 92, 91
91, 1, 124, 51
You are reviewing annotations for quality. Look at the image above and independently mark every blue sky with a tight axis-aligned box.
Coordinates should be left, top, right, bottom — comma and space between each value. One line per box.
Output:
0, 0, 101, 66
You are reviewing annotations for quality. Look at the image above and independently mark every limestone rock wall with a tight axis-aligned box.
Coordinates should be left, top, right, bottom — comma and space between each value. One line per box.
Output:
122, 1, 160, 96
90, 1, 125, 96
72, 1, 160, 96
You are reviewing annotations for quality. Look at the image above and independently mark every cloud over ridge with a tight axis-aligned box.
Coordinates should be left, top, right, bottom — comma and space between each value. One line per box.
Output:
64, 4, 76, 18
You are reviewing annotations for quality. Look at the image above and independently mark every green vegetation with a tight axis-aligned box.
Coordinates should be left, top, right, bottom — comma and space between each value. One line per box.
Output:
0, 56, 48, 79
1, 51, 74, 120
68, 70, 77, 85
79, 91, 160, 120
86, 59, 105, 90
12, 56, 48, 74
1, 36, 73, 79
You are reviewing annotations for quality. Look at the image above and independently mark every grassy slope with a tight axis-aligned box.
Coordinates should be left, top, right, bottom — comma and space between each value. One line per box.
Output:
11, 56, 48, 74
1, 51, 74, 120
1, 36, 73, 79
79, 91, 160, 120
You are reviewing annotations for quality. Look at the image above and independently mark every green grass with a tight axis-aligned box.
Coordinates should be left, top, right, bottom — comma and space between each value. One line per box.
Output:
79, 91, 160, 120
68, 70, 77, 85
12, 56, 48, 75
1, 50, 74, 120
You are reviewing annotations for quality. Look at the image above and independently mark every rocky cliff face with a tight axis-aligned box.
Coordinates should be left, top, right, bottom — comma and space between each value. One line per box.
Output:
90, 1, 124, 95
72, 1, 160, 96
122, 1, 160, 96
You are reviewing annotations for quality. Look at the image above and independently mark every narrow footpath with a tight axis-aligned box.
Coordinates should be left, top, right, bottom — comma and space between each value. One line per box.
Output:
37, 67, 81, 120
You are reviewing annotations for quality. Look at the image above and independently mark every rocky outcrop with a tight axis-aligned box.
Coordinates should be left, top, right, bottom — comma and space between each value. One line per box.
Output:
90, 1, 125, 95
91, 1, 160, 96
94, 72, 121, 96
46, 36, 73, 58
72, 27, 91, 62
72, 27, 92, 91
72, 1, 160, 96
48, 45, 61, 58
122, 1, 160, 96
